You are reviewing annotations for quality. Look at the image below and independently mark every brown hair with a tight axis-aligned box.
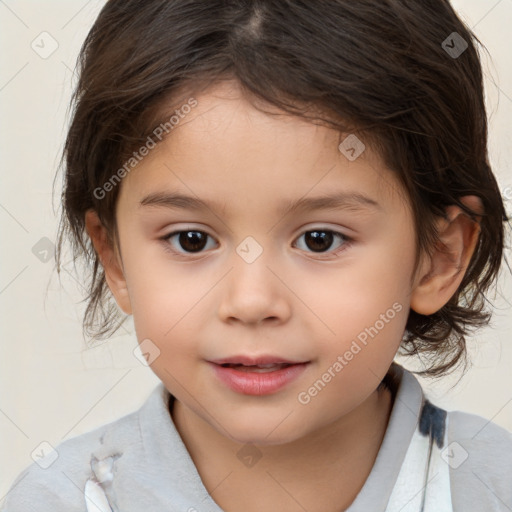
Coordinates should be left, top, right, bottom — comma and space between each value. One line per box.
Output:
55, 0, 509, 377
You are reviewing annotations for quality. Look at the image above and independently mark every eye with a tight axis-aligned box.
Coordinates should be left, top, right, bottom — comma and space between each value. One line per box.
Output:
162, 230, 217, 255
294, 229, 350, 256
160, 227, 351, 258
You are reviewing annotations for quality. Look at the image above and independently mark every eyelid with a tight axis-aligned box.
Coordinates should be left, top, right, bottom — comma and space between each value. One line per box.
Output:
159, 224, 351, 243
160, 223, 216, 242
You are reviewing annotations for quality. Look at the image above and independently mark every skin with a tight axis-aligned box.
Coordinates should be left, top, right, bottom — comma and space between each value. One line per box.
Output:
86, 80, 481, 512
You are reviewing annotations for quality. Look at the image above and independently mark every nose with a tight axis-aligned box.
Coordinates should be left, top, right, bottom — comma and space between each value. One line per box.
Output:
216, 246, 292, 326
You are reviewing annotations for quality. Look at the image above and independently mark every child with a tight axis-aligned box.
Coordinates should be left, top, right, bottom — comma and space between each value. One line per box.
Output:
2, 0, 511, 510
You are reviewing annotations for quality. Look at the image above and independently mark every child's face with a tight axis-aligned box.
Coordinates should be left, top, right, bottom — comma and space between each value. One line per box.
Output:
110, 80, 420, 444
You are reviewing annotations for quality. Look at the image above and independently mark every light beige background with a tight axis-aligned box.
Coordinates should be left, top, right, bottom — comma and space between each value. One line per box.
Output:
1, 0, 511, 500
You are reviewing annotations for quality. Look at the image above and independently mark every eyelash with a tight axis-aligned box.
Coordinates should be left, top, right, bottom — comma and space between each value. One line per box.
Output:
160, 228, 353, 259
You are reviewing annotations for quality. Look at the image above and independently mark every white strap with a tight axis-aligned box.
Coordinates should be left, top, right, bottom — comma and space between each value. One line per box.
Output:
385, 414, 452, 511
84, 479, 113, 512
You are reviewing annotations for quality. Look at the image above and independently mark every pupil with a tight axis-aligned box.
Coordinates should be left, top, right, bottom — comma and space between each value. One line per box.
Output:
180, 231, 207, 252
306, 231, 333, 252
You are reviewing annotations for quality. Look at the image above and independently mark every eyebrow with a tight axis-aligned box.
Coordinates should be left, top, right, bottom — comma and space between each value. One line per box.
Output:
139, 191, 382, 216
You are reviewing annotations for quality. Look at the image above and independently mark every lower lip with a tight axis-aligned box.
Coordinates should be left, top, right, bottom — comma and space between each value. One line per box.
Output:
209, 362, 309, 396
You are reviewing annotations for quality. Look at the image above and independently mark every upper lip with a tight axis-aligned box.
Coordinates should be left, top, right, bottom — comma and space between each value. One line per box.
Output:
209, 355, 309, 366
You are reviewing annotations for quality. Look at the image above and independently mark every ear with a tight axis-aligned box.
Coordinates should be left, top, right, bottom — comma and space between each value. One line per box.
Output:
84, 209, 132, 315
410, 195, 482, 316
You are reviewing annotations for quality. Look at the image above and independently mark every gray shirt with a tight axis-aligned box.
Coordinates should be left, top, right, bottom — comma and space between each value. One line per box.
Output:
1, 363, 511, 511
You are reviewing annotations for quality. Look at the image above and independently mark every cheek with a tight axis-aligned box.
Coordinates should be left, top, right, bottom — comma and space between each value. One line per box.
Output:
122, 244, 221, 360
296, 248, 413, 345
297, 299, 408, 420
120, 242, 182, 336
288, 238, 414, 385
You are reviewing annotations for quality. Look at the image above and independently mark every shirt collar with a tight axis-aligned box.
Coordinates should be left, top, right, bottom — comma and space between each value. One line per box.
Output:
101, 362, 424, 511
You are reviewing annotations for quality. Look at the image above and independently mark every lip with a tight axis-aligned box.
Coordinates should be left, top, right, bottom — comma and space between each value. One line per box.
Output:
208, 359, 310, 396
210, 355, 307, 366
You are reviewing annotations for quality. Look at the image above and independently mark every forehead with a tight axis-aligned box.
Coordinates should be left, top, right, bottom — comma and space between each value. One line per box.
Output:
119, 81, 405, 215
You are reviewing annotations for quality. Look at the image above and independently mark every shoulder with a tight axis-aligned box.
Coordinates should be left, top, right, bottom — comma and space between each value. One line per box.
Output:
446, 409, 512, 510
0, 399, 143, 512
447, 408, 512, 464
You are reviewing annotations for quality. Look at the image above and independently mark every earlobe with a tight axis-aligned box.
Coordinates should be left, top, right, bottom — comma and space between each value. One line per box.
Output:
410, 196, 482, 316
84, 209, 132, 315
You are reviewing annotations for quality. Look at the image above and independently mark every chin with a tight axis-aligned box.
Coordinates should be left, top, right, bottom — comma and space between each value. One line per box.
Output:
221, 417, 309, 447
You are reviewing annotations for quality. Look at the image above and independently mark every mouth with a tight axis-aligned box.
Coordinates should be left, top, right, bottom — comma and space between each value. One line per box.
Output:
208, 357, 310, 395
218, 362, 297, 373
